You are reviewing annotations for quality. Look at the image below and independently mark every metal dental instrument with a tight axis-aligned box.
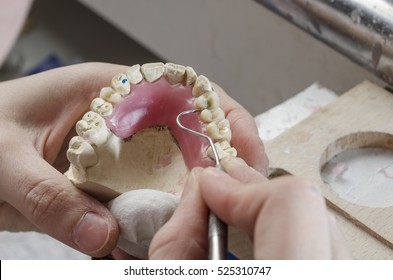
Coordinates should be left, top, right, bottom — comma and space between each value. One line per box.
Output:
176, 109, 228, 260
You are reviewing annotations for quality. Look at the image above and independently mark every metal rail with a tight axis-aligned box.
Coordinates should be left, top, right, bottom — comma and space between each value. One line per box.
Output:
255, 0, 393, 85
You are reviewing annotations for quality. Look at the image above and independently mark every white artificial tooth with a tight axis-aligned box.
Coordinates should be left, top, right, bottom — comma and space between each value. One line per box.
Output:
141, 62, 165, 82
111, 73, 131, 95
200, 108, 225, 123
218, 140, 232, 150
207, 140, 237, 159
67, 136, 98, 168
207, 142, 225, 160
195, 90, 220, 110
192, 75, 212, 97
100, 86, 122, 103
206, 122, 221, 140
90, 97, 113, 116
217, 119, 232, 141
164, 63, 186, 84
218, 140, 237, 157
75, 120, 88, 136
126, 64, 143, 84
185, 66, 197, 86
76, 111, 109, 145
206, 119, 232, 142
223, 147, 237, 157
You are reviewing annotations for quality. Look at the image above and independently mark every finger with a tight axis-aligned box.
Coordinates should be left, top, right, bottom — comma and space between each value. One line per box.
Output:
220, 156, 267, 184
327, 213, 352, 259
149, 168, 208, 259
1, 63, 128, 165
212, 83, 268, 175
199, 169, 332, 259
253, 177, 332, 259
198, 167, 266, 236
0, 201, 38, 232
0, 143, 119, 257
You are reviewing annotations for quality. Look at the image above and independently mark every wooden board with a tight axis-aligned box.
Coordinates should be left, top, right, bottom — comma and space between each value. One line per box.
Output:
265, 81, 393, 259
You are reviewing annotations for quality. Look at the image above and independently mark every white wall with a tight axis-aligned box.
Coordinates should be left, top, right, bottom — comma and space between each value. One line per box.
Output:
79, 0, 384, 115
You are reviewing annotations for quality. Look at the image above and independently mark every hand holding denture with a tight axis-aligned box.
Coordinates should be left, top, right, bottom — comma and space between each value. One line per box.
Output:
0, 62, 266, 258
66, 62, 267, 259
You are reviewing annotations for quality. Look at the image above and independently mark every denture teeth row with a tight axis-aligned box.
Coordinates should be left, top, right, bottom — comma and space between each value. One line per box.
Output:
95, 63, 219, 111
67, 62, 237, 170
207, 140, 237, 160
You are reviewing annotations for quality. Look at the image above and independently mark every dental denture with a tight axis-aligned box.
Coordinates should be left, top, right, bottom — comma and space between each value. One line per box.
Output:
65, 62, 237, 201
65, 62, 238, 258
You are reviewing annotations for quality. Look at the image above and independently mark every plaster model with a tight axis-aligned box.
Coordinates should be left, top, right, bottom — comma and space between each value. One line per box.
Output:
65, 62, 237, 258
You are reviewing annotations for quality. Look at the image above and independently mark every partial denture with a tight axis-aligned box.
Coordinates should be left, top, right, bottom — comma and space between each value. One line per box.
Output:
65, 62, 237, 201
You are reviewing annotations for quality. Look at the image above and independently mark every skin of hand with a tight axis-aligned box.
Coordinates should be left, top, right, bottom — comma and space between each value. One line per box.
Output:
149, 156, 351, 259
0, 62, 267, 257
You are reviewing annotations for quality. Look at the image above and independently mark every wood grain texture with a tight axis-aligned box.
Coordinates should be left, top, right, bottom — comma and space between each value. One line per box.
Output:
265, 81, 393, 259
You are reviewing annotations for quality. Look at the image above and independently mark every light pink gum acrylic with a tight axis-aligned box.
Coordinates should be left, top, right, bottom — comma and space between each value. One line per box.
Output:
104, 77, 214, 169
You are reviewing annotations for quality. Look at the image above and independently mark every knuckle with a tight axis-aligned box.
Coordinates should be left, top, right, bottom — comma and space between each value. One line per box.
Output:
23, 178, 67, 222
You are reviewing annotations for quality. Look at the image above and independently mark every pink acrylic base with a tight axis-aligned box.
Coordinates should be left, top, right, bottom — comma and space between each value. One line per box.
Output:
105, 78, 213, 169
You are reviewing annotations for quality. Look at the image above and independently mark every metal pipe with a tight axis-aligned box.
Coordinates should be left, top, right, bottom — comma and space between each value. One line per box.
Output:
255, 0, 393, 85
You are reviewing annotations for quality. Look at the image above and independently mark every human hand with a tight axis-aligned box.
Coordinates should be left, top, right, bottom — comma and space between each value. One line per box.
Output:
0, 62, 267, 258
149, 156, 351, 259
107, 80, 268, 259
0, 63, 129, 257
211, 82, 268, 175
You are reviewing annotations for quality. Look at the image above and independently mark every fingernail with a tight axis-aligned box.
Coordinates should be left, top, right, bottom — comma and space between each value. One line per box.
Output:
72, 212, 110, 253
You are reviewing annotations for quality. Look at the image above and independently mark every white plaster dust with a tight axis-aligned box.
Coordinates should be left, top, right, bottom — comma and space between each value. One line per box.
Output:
321, 147, 393, 208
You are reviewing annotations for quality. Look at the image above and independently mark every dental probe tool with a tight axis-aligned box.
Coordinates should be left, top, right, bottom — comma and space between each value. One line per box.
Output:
176, 109, 228, 260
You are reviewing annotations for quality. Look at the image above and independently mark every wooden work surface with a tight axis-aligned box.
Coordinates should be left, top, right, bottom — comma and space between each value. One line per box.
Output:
262, 81, 393, 259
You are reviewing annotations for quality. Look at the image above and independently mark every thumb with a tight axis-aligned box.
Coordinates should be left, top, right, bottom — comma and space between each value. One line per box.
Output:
199, 168, 334, 259
198, 167, 270, 237
0, 145, 119, 257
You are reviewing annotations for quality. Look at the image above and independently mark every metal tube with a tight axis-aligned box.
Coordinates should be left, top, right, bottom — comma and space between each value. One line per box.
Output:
208, 212, 228, 260
255, 0, 393, 85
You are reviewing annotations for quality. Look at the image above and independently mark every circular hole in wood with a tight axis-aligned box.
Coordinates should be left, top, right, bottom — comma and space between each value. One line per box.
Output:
320, 132, 393, 208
